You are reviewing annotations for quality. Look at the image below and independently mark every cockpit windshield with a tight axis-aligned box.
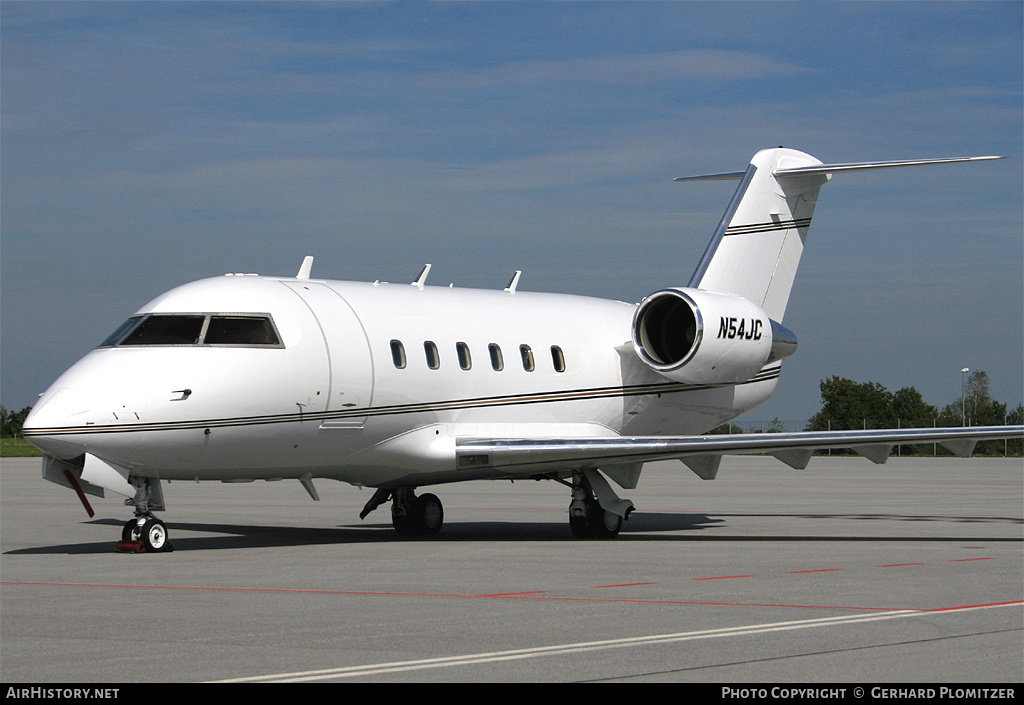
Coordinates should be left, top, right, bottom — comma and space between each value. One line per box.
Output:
121, 315, 205, 346
98, 314, 283, 348
98, 316, 144, 347
205, 316, 280, 345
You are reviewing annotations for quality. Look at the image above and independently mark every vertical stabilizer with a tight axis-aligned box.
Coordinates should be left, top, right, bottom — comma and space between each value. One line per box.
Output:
684, 148, 828, 322
679, 149, 1002, 323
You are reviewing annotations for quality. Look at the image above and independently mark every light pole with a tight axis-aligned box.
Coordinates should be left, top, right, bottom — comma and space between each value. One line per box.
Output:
961, 367, 970, 426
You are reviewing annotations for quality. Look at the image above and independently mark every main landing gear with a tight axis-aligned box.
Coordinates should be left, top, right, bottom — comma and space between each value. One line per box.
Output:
569, 498, 623, 539
117, 477, 173, 553
566, 470, 632, 539
358, 471, 633, 540
360, 487, 444, 536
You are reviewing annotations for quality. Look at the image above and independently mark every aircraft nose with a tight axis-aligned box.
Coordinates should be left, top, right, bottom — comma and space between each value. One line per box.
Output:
23, 388, 92, 459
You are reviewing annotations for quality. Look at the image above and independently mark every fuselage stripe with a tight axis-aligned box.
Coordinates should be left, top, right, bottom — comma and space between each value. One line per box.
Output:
724, 218, 812, 236
24, 368, 781, 437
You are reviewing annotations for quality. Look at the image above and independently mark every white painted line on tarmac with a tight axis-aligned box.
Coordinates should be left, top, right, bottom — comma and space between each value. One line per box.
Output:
213, 600, 1022, 682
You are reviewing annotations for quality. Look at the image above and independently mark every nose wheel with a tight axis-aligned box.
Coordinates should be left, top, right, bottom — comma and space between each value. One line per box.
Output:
116, 476, 172, 552
119, 517, 173, 553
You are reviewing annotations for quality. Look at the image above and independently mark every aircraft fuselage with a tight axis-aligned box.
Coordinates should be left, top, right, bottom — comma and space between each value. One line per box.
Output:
25, 274, 777, 487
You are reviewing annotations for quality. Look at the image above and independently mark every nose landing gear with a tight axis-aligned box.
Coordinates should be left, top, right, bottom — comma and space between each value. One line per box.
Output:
119, 516, 172, 553
116, 477, 173, 553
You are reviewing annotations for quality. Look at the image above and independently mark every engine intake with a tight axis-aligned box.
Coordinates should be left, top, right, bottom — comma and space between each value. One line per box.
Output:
632, 288, 796, 385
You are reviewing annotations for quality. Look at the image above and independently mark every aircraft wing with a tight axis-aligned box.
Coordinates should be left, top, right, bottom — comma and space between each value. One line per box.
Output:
456, 425, 1024, 481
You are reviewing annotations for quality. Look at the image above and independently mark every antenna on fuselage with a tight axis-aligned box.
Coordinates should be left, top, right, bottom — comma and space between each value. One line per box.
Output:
412, 264, 431, 290
505, 270, 522, 295
296, 256, 314, 280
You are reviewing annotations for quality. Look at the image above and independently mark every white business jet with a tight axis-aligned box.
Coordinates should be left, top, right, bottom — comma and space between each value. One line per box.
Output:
23, 147, 1023, 552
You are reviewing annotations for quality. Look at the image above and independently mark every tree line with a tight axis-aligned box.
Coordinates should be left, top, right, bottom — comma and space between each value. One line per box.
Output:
806, 370, 1020, 430
1, 406, 32, 439
805, 370, 1022, 455
782, 370, 1020, 455
713, 370, 1021, 455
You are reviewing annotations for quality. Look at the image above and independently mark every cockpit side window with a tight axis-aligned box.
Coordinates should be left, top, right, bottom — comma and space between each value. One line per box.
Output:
98, 316, 144, 347
120, 315, 205, 346
205, 316, 281, 346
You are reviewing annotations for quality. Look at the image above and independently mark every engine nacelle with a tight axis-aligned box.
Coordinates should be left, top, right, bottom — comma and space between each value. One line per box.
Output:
631, 288, 797, 384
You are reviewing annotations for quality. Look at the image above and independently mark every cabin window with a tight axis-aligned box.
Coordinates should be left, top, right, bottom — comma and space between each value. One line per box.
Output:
390, 340, 407, 369
120, 315, 206, 346
205, 316, 281, 346
520, 344, 535, 372
424, 341, 440, 370
457, 342, 472, 370
551, 345, 566, 373
489, 343, 504, 371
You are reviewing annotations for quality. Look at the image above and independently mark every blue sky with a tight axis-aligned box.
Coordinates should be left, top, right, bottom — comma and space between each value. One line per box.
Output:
2, 1, 1021, 427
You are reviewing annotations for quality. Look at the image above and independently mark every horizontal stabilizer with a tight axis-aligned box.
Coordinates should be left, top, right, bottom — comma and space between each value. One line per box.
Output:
673, 170, 747, 182
774, 155, 1003, 178
674, 156, 1003, 182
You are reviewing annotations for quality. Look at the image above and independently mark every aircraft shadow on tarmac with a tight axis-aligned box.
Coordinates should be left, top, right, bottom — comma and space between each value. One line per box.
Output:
5, 510, 1022, 555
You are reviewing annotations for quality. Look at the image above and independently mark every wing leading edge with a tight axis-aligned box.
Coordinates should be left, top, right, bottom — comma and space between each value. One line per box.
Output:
456, 425, 1024, 481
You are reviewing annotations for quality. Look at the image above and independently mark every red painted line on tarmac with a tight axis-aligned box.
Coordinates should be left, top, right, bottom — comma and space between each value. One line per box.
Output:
476, 591, 548, 597
690, 575, 755, 581
592, 582, 656, 588
0, 581, 474, 599
0, 581, 902, 611
876, 563, 925, 568
9, 582, 1019, 614
924, 600, 1024, 613
948, 557, 996, 562
787, 569, 844, 574
475, 597, 900, 611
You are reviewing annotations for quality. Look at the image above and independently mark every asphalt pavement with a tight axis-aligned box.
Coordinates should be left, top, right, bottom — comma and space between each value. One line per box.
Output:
2, 455, 1021, 683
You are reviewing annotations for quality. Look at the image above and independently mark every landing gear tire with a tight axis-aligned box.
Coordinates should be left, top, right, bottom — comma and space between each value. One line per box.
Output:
570, 506, 622, 539
567, 471, 627, 539
392, 491, 444, 536
392, 512, 415, 536
122, 518, 141, 542
569, 515, 594, 539
590, 508, 622, 539
141, 518, 171, 552
121, 517, 172, 552
414, 493, 444, 536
